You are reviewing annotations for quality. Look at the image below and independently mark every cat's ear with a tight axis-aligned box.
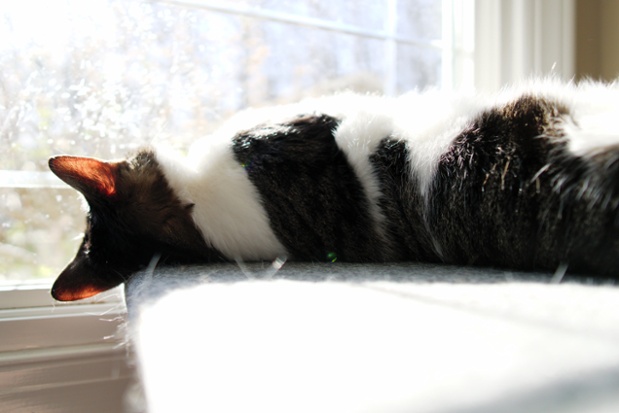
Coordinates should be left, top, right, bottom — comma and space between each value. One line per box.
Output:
49, 156, 118, 199
51, 252, 123, 301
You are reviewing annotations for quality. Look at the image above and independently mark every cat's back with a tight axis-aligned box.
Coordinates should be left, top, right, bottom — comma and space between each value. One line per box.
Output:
156, 80, 619, 273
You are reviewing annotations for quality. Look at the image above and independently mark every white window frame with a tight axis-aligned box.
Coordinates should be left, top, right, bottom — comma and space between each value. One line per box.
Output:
475, 0, 575, 92
0, 2, 576, 407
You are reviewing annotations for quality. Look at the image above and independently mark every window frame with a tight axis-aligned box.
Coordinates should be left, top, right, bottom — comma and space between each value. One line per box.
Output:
474, 0, 575, 92
0, 0, 575, 354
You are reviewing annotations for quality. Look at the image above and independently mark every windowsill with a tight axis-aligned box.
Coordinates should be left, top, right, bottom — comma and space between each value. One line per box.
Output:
0, 282, 124, 309
0, 283, 127, 357
0, 286, 136, 413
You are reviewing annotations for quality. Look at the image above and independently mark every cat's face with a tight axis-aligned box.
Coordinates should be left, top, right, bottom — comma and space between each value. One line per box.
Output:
49, 153, 210, 301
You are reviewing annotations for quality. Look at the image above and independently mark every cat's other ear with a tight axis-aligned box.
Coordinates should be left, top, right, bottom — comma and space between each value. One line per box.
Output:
49, 156, 118, 199
51, 252, 124, 301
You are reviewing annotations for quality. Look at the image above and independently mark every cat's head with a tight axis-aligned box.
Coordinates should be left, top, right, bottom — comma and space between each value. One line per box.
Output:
49, 152, 211, 301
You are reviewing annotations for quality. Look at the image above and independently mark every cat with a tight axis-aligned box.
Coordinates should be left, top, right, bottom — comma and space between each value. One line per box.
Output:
49, 79, 619, 301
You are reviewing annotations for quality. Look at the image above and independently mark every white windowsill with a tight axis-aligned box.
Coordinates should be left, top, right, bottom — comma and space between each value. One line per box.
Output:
0, 284, 127, 359
0, 281, 124, 309
0, 284, 134, 412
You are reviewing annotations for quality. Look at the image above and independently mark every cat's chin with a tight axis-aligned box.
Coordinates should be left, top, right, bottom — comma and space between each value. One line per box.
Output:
51, 283, 110, 301
51, 261, 123, 301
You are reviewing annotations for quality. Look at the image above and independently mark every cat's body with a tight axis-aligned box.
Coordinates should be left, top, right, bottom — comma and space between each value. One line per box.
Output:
49, 80, 619, 301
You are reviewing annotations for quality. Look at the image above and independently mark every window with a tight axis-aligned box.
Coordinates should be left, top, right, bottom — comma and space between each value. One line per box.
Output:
0, 4, 473, 407
0, 0, 579, 308
0, 0, 474, 298
0, 1, 577, 410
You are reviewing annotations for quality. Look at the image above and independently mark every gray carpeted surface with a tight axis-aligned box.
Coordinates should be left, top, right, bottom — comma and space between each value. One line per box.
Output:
126, 262, 619, 413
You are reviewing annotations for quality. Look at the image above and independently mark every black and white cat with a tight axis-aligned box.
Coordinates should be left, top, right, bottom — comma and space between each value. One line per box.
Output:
49, 79, 619, 301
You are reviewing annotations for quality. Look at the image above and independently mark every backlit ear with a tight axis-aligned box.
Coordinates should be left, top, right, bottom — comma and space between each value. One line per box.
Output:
49, 156, 118, 199
51, 253, 124, 302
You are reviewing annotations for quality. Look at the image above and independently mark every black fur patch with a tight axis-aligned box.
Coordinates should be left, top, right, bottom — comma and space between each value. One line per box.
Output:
232, 114, 386, 262
370, 138, 439, 262
427, 95, 619, 275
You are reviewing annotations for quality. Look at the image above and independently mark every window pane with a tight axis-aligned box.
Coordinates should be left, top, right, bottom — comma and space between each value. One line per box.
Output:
227, 0, 391, 30
396, 45, 443, 92
397, 0, 442, 41
0, 0, 453, 283
0, 188, 82, 282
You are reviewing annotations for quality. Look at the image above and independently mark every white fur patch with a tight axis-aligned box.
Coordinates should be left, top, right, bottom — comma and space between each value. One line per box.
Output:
553, 82, 619, 156
330, 96, 395, 254
493, 79, 619, 157
390, 79, 619, 194
288, 92, 488, 199
156, 141, 287, 261
391, 91, 489, 197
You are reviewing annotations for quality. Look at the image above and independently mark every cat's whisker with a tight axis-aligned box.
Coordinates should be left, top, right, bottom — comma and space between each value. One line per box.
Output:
262, 255, 288, 280
551, 262, 569, 284
234, 258, 257, 280
144, 253, 162, 280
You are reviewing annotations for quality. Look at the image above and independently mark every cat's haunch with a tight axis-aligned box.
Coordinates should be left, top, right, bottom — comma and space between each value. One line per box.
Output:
49, 80, 619, 301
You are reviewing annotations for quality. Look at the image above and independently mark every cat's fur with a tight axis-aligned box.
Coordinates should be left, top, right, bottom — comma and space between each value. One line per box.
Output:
49, 79, 619, 301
